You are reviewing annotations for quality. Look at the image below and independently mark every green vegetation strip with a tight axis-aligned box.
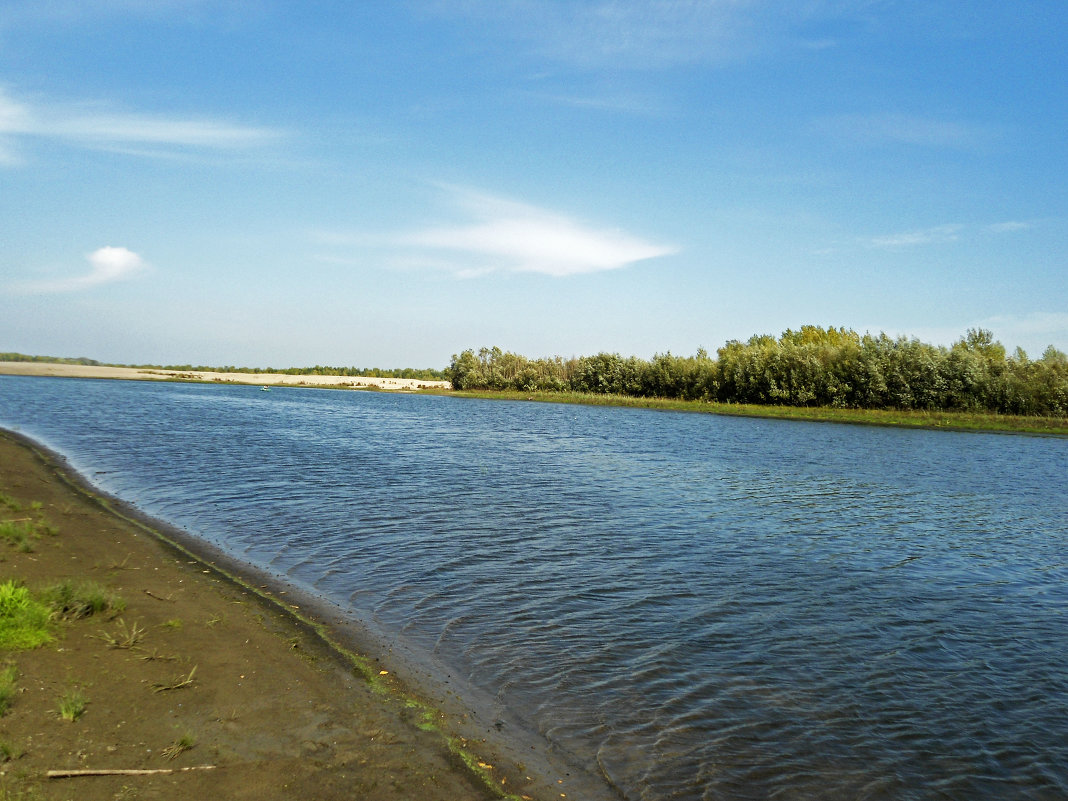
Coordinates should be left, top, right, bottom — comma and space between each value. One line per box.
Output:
441, 389, 1068, 436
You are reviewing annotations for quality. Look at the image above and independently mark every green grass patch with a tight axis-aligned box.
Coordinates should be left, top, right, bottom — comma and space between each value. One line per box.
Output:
57, 688, 87, 722
0, 495, 58, 553
443, 389, 1068, 436
42, 580, 124, 621
0, 521, 37, 553
0, 581, 53, 651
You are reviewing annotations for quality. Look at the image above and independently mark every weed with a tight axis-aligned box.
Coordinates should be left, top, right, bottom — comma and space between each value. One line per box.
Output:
137, 648, 177, 662
153, 665, 197, 693
160, 733, 195, 761
0, 521, 35, 552
0, 493, 19, 513
0, 581, 52, 651
160, 618, 182, 630
57, 688, 87, 721
42, 580, 125, 621
0, 664, 17, 715
96, 618, 145, 649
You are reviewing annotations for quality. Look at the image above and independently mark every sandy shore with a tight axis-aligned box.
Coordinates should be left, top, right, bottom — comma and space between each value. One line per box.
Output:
0, 431, 558, 801
0, 362, 451, 391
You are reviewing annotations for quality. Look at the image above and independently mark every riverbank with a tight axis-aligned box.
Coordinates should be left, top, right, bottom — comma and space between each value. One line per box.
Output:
7, 360, 1061, 435
0, 431, 547, 801
0, 362, 449, 391
439, 389, 1068, 436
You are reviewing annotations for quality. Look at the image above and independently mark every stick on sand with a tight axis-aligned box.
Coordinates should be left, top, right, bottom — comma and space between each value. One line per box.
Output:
48, 766, 217, 778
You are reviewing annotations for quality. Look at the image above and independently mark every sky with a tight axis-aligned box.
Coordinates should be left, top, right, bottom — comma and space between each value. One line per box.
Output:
1, 1, 1066, 369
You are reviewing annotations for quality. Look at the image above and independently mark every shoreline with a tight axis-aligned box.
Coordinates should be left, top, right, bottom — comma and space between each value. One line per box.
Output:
0, 362, 450, 391
7, 361, 1064, 436
0, 428, 601, 801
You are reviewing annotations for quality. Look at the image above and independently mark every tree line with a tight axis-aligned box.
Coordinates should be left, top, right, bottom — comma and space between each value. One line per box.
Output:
445, 327, 1068, 416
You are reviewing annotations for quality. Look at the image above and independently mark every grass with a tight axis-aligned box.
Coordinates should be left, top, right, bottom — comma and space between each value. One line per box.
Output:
96, 618, 145, 649
443, 389, 1068, 436
0, 664, 17, 715
41, 580, 124, 621
0, 581, 53, 651
57, 688, 87, 722
160, 733, 195, 761
0, 494, 57, 553
152, 665, 197, 693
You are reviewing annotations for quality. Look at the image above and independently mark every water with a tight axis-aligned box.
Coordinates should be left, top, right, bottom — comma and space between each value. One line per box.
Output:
2, 374, 1066, 800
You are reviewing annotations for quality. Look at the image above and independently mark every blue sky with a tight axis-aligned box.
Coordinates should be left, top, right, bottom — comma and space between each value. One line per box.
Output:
1, 1, 1065, 368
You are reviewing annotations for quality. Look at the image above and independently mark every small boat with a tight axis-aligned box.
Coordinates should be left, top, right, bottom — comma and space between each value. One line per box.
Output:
260, 385, 271, 392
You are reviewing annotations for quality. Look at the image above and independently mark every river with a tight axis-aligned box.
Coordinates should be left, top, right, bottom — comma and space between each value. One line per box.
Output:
1, 375, 1066, 800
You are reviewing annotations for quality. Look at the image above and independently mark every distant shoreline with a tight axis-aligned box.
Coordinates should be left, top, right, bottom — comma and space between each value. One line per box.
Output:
0, 361, 451, 391
6, 360, 1065, 436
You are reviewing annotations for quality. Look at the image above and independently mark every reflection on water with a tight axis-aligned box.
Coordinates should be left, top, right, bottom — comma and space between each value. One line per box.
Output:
2, 375, 1067, 800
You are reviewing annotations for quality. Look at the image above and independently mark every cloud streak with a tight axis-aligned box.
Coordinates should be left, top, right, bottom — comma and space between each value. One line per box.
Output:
400, 189, 677, 277
0, 86, 281, 161
15, 246, 148, 294
861, 219, 1037, 250
866, 224, 963, 249
813, 112, 997, 150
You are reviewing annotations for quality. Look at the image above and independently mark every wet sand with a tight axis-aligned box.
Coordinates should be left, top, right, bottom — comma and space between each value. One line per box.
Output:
0, 430, 557, 801
0, 362, 450, 391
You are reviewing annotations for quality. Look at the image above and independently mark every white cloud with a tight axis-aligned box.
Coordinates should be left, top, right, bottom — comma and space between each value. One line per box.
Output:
0, 86, 281, 162
15, 246, 148, 294
866, 224, 963, 249
814, 112, 996, 150
987, 220, 1033, 233
421, 0, 792, 69
401, 188, 677, 277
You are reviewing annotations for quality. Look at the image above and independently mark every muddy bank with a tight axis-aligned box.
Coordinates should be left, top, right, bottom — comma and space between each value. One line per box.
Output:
0, 430, 563, 801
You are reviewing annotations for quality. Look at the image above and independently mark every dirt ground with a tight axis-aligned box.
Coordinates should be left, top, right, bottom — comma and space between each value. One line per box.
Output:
0, 431, 539, 801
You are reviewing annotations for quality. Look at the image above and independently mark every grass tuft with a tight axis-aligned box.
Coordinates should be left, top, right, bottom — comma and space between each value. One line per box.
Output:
42, 580, 125, 621
160, 733, 195, 760
57, 688, 87, 722
96, 618, 145, 649
153, 665, 197, 693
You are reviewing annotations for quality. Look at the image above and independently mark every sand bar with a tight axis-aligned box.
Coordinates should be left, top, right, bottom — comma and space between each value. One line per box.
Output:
0, 362, 451, 391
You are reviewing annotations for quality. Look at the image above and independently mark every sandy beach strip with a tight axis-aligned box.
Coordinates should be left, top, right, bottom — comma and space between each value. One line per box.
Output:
0, 430, 553, 801
0, 362, 451, 391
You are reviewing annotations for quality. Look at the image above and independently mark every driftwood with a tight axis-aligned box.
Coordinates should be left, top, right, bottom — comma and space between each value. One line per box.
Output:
143, 589, 176, 602
48, 765, 216, 778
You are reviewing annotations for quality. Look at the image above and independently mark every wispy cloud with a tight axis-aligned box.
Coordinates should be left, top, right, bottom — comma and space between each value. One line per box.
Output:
315, 187, 677, 278
14, 246, 148, 294
0, 86, 281, 162
866, 224, 963, 249
813, 112, 997, 150
987, 220, 1033, 233
861, 219, 1036, 250
421, 0, 783, 69
402, 188, 677, 277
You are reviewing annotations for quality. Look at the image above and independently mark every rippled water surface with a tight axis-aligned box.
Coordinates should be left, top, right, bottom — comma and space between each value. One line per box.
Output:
2, 375, 1067, 800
